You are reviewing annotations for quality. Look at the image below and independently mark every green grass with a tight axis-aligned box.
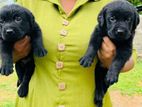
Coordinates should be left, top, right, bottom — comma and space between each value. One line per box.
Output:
0, 72, 17, 107
110, 58, 142, 95
0, 101, 15, 107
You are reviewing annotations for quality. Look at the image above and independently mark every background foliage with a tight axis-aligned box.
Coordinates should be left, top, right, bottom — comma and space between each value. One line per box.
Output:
128, 0, 142, 6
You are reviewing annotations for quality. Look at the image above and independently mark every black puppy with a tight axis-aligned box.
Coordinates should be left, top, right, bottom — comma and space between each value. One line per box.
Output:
79, 0, 139, 107
0, 4, 47, 97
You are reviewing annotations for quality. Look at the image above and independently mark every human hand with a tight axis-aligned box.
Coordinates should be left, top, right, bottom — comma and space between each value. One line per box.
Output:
13, 36, 31, 62
97, 36, 116, 68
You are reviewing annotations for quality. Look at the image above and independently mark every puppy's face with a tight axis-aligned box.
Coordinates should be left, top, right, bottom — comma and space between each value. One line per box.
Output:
0, 4, 34, 41
98, 1, 139, 41
106, 9, 134, 40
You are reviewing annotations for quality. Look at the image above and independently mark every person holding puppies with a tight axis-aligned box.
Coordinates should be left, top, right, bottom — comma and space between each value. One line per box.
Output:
14, 0, 135, 107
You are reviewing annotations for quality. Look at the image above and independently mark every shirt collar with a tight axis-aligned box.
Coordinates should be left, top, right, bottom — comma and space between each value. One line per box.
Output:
89, 0, 101, 1
46, 0, 100, 4
46, 0, 101, 18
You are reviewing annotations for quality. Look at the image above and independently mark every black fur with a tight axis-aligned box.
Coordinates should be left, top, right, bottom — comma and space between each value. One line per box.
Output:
0, 4, 47, 97
79, 1, 139, 107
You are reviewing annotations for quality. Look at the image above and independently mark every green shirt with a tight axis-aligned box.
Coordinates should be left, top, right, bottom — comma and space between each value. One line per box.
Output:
16, 0, 112, 107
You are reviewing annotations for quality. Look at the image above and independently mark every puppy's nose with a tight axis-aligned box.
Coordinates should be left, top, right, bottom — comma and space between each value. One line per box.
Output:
116, 29, 125, 35
6, 29, 14, 35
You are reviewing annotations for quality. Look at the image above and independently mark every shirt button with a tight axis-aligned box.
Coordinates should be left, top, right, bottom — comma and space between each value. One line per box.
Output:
56, 61, 64, 69
58, 82, 66, 91
58, 43, 65, 51
60, 29, 68, 36
58, 105, 65, 107
62, 19, 69, 26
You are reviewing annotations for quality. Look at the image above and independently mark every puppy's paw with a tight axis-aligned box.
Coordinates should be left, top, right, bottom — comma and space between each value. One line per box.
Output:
18, 84, 28, 97
105, 71, 118, 86
94, 101, 103, 107
33, 47, 47, 57
0, 64, 13, 76
94, 96, 103, 107
79, 55, 94, 67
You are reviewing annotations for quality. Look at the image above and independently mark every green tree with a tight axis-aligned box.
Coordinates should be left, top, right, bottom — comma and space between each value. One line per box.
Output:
128, 0, 142, 6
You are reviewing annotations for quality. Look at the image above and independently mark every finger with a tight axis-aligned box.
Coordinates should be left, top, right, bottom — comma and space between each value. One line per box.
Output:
97, 50, 107, 64
24, 36, 31, 43
103, 37, 116, 53
103, 36, 115, 49
19, 36, 30, 46
101, 41, 110, 52
100, 42, 114, 58
24, 43, 31, 53
20, 36, 31, 48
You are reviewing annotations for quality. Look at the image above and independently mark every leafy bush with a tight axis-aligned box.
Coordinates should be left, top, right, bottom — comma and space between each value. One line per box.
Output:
127, 0, 142, 6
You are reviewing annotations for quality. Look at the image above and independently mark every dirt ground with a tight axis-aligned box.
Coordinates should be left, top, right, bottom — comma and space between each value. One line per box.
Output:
110, 90, 142, 107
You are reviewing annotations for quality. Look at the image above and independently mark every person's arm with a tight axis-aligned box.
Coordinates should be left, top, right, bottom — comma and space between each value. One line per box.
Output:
98, 36, 134, 72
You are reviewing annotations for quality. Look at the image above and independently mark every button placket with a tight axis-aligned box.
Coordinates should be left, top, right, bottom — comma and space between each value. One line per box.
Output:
56, 61, 64, 69
60, 19, 69, 37
56, 39, 64, 80
58, 82, 66, 91
62, 19, 69, 26
60, 29, 68, 36
56, 18, 69, 101
58, 43, 65, 51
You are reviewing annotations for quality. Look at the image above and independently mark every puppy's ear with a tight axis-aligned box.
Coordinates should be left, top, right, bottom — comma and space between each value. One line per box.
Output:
132, 11, 140, 31
24, 9, 37, 31
97, 7, 106, 28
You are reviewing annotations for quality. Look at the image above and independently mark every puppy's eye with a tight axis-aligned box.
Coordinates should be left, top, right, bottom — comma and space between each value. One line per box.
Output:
15, 16, 22, 22
109, 17, 116, 23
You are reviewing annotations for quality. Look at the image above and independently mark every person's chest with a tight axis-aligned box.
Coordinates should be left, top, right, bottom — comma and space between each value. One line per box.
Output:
19, 0, 111, 60
34, 0, 108, 54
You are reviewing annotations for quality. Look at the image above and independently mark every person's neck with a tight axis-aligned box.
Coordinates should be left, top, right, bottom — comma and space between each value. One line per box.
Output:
60, 0, 77, 15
